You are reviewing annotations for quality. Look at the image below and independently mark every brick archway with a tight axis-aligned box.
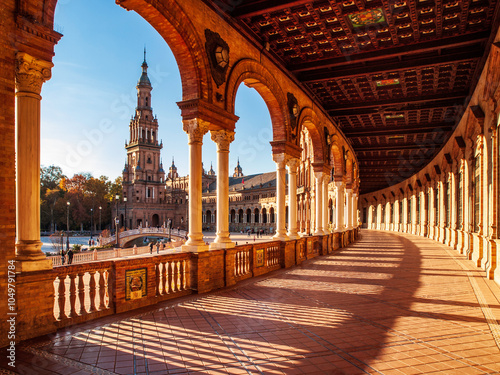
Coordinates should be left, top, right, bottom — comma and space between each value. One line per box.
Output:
297, 107, 324, 164
226, 59, 288, 142
330, 141, 344, 178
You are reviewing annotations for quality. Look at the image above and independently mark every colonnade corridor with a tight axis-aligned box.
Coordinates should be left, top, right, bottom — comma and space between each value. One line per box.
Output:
2, 230, 499, 374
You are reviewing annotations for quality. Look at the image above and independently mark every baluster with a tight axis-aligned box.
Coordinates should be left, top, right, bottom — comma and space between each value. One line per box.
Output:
173, 261, 179, 292
98, 270, 106, 310
167, 261, 173, 294
178, 260, 185, 291
77, 273, 86, 315
68, 274, 77, 318
57, 275, 66, 320
155, 263, 160, 297
88, 271, 97, 313
237, 252, 242, 276
161, 262, 167, 295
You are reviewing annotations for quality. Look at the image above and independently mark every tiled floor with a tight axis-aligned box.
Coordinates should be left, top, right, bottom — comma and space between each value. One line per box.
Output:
2, 230, 500, 374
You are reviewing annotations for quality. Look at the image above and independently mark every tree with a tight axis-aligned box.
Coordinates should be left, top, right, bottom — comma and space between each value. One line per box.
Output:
40, 165, 65, 232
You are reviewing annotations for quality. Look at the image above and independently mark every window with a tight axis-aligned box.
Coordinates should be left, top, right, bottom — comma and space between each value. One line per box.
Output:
381, 205, 385, 224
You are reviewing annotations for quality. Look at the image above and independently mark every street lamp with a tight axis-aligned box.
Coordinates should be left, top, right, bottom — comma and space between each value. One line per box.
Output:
115, 217, 120, 247
115, 194, 119, 234
99, 206, 102, 231
90, 208, 93, 239
123, 197, 127, 230
167, 218, 171, 241
66, 201, 70, 251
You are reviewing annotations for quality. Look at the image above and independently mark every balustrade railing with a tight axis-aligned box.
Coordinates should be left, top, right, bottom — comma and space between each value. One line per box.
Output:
265, 242, 280, 267
155, 254, 190, 298
46, 229, 358, 332
53, 262, 114, 326
234, 247, 251, 278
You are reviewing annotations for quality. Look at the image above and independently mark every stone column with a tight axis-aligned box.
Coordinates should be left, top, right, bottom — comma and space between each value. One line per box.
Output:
346, 188, 353, 230
314, 171, 324, 235
15, 52, 53, 271
323, 176, 329, 232
182, 119, 209, 252
287, 158, 299, 239
273, 153, 289, 241
335, 181, 345, 232
353, 193, 358, 228
210, 130, 235, 250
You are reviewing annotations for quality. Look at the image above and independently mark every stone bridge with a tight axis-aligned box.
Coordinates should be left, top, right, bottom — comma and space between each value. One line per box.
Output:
101, 227, 187, 248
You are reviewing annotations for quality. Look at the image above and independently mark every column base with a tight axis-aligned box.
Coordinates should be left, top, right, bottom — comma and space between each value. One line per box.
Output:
209, 241, 235, 250
16, 258, 52, 272
182, 244, 209, 253
273, 233, 289, 241
287, 231, 299, 240
313, 230, 325, 236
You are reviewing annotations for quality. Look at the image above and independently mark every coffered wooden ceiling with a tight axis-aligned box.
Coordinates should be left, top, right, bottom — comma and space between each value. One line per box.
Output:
206, 0, 500, 194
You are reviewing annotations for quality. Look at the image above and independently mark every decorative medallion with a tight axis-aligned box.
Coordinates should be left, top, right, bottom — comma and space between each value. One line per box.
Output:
348, 8, 386, 28
255, 249, 264, 267
125, 268, 147, 300
205, 29, 230, 88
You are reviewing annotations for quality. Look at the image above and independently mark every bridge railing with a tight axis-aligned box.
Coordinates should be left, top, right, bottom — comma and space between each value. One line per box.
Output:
47, 240, 185, 267
100, 227, 187, 246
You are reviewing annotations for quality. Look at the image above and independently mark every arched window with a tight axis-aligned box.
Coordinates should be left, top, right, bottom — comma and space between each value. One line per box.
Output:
246, 209, 251, 223
254, 208, 260, 223
262, 208, 267, 223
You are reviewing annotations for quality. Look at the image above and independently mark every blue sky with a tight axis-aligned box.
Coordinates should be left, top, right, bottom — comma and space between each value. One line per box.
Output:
41, 0, 275, 181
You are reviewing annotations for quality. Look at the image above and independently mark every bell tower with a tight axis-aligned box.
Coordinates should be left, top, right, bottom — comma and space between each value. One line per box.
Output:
123, 49, 166, 217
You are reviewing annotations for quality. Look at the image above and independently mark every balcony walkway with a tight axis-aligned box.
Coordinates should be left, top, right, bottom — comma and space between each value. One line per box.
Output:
3, 230, 500, 374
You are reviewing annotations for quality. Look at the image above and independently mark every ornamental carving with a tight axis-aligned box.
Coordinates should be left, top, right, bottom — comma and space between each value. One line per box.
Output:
205, 29, 230, 88
210, 129, 234, 152
183, 118, 209, 144
15, 52, 53, 94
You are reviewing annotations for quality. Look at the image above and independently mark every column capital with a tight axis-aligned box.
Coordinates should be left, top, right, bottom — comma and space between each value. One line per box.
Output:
15, 52, 53, 95
286, 157, 300, 171
183, 118, 209, 144
273, 152, 289, 167
210, 129, 235, 152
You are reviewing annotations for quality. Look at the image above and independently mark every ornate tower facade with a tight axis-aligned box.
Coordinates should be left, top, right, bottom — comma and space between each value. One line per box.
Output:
121, 51, 168, 228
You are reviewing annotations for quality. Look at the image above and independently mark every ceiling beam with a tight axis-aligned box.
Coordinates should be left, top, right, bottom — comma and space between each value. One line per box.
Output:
299, 51, 482, 83
231, 0, 312, 18
289, 31, 490, 72
326, 92, 468, 116
343, 124, 454, 137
